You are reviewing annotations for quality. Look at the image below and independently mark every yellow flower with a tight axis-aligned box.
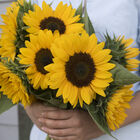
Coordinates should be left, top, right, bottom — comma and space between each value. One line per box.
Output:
0, 2, 20, 60
18, 0, 24, 5
23, 1, 83, 35
45, 32, 115, 107
19, 30, 58, 90
106, 85, 133, 131
0, 62, 30, 107
118, 36, 140, 71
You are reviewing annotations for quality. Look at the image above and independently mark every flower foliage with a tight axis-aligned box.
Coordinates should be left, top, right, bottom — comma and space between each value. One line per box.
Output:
45, 32, 115, 107
0, 1, 140, 139
106, 85, 133, 131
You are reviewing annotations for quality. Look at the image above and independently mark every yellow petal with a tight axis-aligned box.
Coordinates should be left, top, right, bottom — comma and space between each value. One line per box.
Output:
95, 71, 112, 79
51, 46, 69, 62
56, 88, 63, 97
80, 87, 92, 105
90, 85, 106, 97
92, 79, 110, 88
122, 38, 134, 47
69, 86, 78, 105
62, 81, 71, 100
96, 63, 115, 71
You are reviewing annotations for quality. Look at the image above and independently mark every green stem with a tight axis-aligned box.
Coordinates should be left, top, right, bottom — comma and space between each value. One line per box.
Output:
46, 135, 54, 140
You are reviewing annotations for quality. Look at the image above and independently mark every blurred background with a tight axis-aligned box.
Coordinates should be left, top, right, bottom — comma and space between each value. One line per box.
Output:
0, 0, 33, 140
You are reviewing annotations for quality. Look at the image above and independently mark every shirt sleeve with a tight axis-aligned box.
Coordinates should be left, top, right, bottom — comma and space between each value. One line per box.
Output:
132, 0, 140, 93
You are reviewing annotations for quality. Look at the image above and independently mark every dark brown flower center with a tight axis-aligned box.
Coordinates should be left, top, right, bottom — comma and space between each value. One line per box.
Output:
40, 17, 66, 34
35, 48, 53, 74
65, 52, 96, 87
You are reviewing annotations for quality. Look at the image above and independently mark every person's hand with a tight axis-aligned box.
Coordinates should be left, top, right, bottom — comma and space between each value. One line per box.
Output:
25, 101, 57, 130
39, 109, 104, 140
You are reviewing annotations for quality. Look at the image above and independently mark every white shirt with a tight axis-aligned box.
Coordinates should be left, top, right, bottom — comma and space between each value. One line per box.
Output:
30, 0, 140, 140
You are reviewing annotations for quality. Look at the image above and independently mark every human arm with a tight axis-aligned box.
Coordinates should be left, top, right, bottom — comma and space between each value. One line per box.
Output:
38, 92, 140, 140
25, 100, 104, 140
25, 101, 58, 131
25, 92, 140, 140
122, 91, 140, 126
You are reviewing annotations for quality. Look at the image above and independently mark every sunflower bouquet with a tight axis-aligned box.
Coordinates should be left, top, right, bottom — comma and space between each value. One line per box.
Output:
0, 0, 140, 140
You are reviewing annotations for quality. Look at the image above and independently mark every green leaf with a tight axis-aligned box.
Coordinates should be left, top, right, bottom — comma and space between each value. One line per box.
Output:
83, 6, 95, 35
30, 88, 68, 109
44, 98, 67, 109
83, 7, 89, 34
85, 103, 117, 140
104, 34, 128, 67
88, 16, 95, 35
0, 93, 15, 114
75, 1, 83, 17
110, 62, 140, 86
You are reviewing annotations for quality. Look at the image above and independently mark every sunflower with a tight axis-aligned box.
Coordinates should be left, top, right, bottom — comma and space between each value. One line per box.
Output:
117, 36, 140, 71
0, 1, 20, 60
106, 85, 133, 131
19, 30, 58, 90
45, 32, 115, 107
18, 0, 24, 5
23, 1, 83, 35
0, 62, 30, 107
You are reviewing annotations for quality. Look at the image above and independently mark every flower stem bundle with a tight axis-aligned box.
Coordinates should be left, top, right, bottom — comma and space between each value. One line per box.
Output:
0, 0, 140, 139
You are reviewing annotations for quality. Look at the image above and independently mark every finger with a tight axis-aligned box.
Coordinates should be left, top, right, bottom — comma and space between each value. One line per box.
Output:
49, 135, 76, 140
40, 107, 58, 117
38, 118, 74, 129
39, 107, 58, 118
41, 127, 77, 137
42, 106, 58, 111
31, 102, 57, 111
41, 109, 73, 120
